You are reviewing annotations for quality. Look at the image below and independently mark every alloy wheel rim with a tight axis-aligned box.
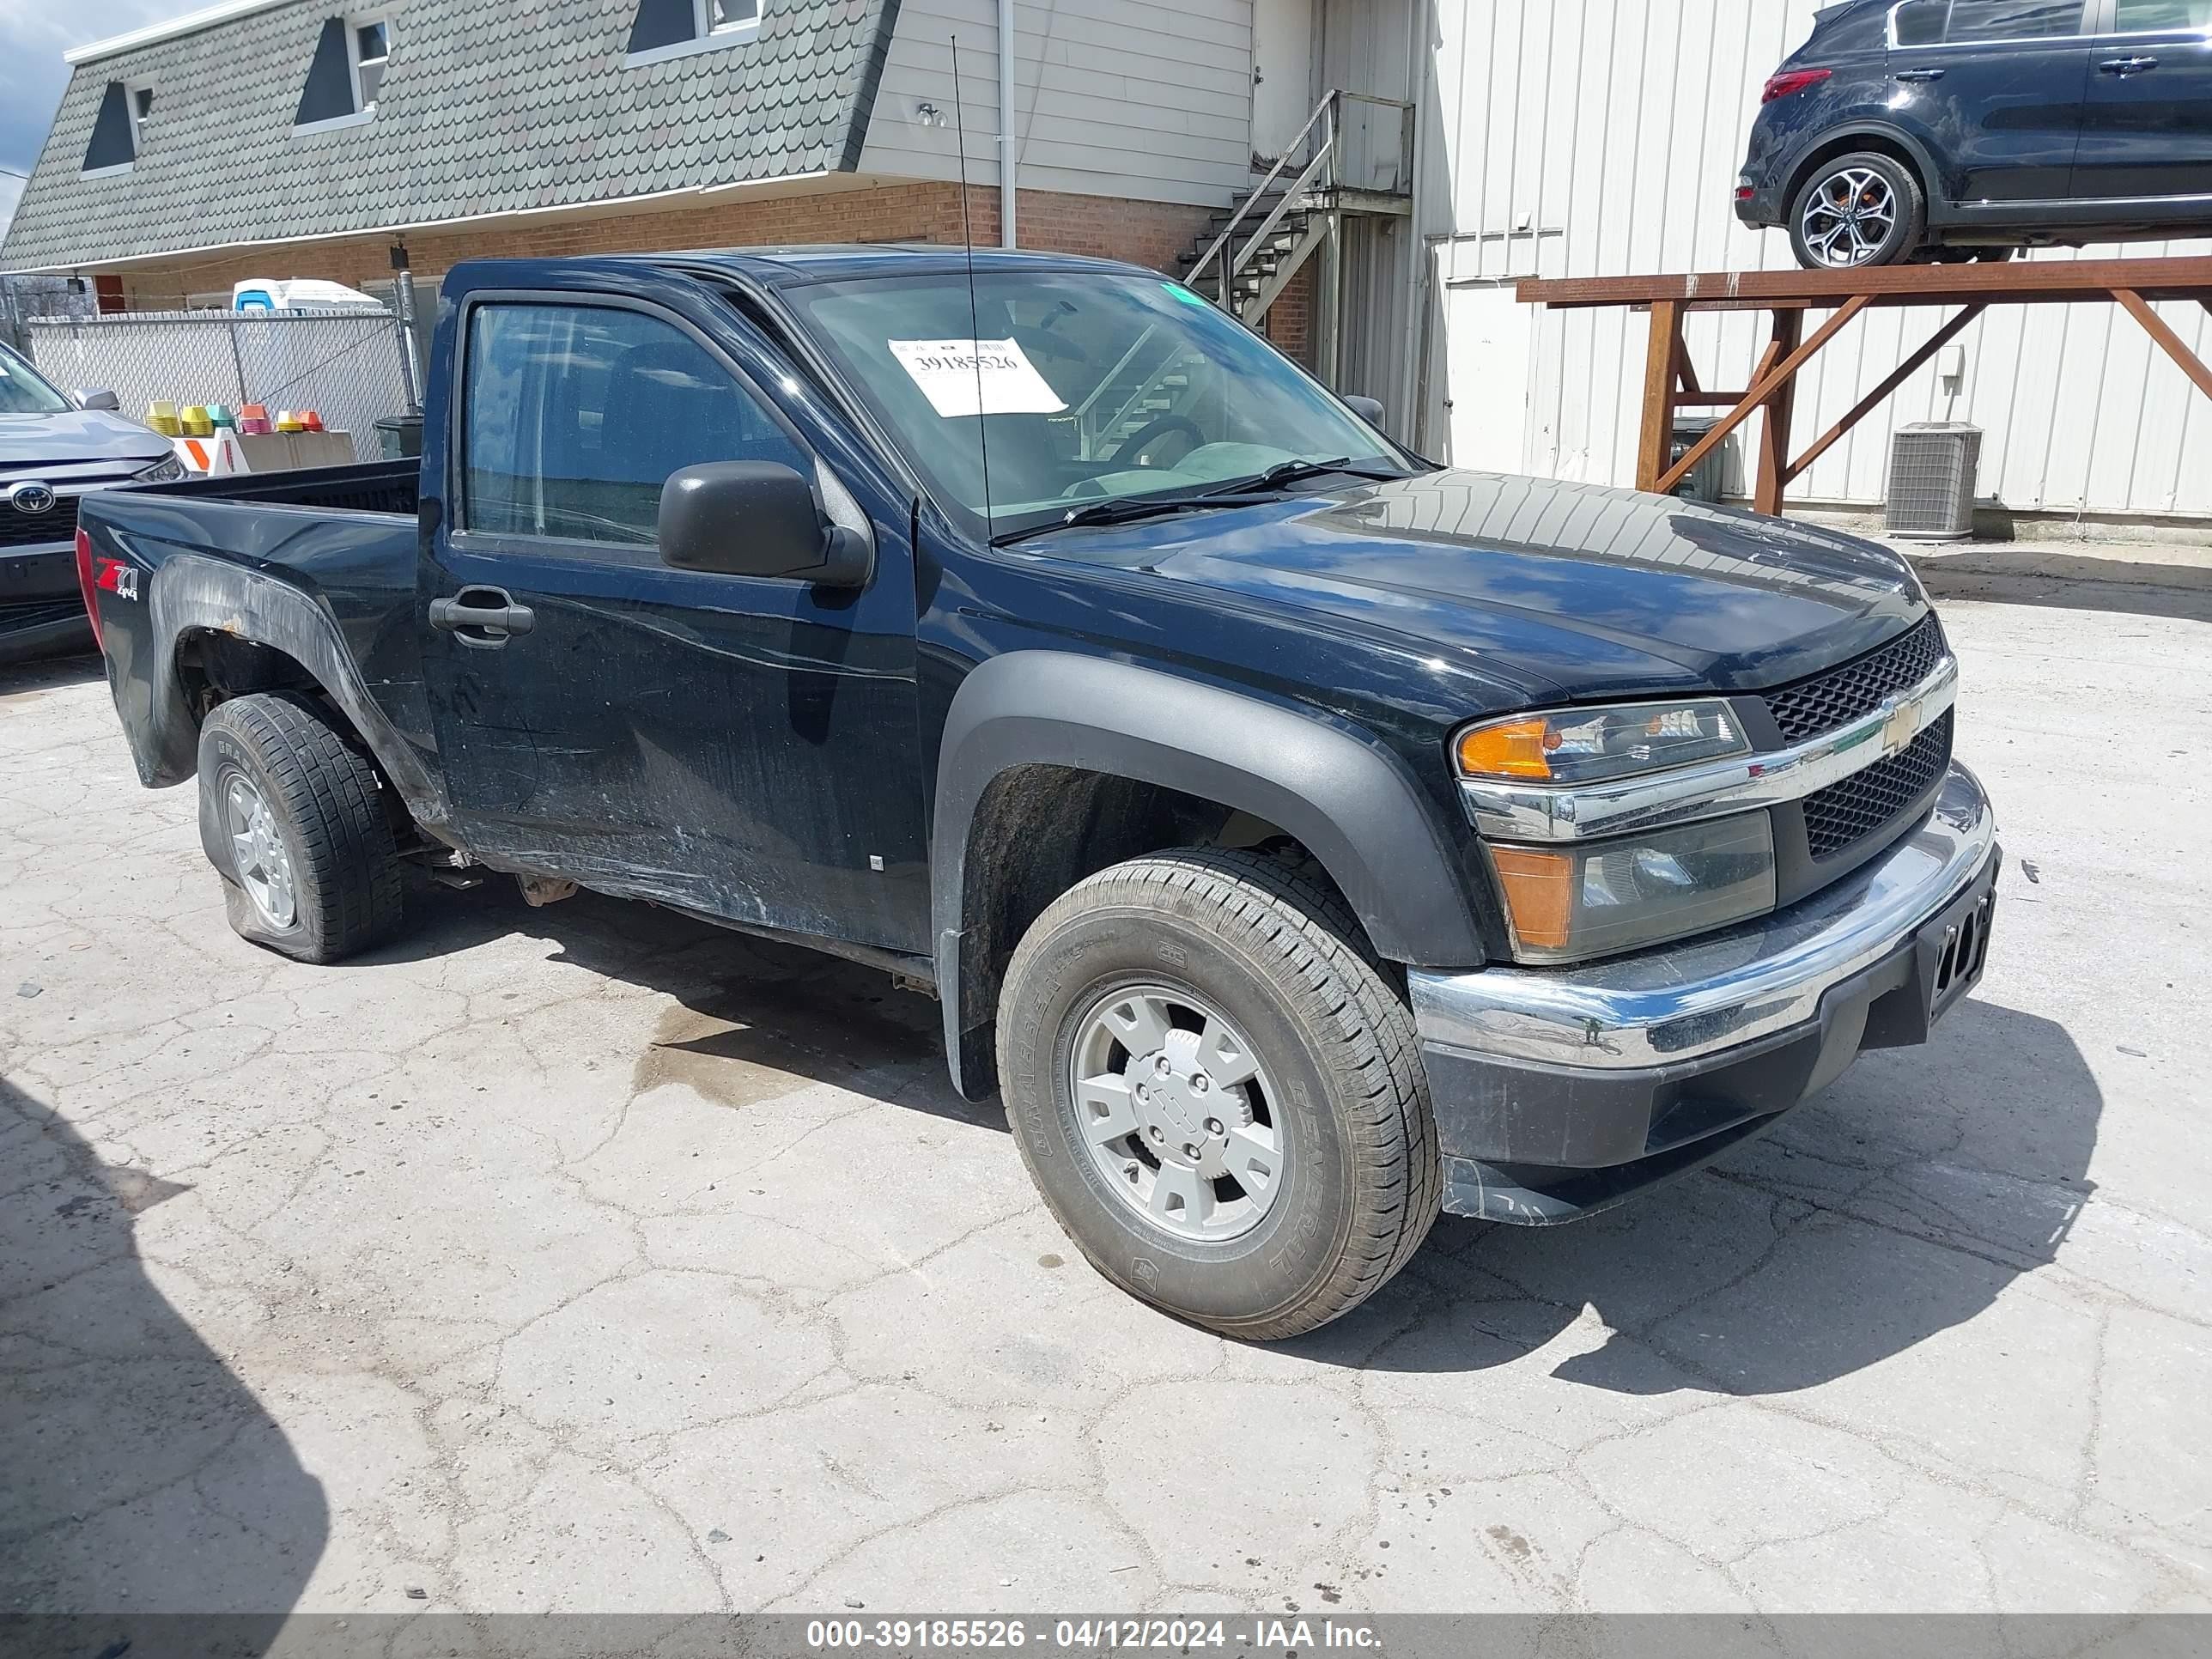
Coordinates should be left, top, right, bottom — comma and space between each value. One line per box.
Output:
224, 775, 296, 929
1068, 983, 1285, 1243
1802, 167, 1897, 267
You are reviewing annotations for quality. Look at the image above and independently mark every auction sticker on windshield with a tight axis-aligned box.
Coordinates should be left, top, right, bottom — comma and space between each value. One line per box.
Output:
888, 337, 1066, 418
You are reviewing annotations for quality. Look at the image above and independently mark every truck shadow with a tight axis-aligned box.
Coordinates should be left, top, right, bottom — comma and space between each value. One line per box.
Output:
1298, 996, 2101, 1395
362, 882, 2099, 1397
360, 878, 988, 1129
0, 1078, 328, 1643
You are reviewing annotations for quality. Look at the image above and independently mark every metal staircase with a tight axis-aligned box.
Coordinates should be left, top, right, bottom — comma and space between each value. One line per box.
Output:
1176, 90, 1413, 335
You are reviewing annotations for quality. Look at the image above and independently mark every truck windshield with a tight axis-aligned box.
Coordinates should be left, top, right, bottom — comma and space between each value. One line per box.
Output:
0, 343, 76, 416
783, 270, 1413, 541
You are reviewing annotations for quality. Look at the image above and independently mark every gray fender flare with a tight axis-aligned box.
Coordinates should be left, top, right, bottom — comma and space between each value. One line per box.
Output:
147, 554, 449, 832
930, 651, 1485, 1093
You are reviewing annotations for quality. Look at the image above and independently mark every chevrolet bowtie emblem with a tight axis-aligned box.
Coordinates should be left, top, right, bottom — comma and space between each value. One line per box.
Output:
1881, 690, 1921, 756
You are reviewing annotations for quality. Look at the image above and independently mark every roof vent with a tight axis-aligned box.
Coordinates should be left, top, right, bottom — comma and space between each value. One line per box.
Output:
1884, 422, 1981, 542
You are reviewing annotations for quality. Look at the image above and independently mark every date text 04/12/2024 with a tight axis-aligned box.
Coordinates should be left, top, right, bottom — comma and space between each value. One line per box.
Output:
804, 1618, 1383, 1651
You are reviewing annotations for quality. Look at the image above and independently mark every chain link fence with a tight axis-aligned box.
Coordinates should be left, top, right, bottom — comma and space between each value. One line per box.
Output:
25, 308, 413, 462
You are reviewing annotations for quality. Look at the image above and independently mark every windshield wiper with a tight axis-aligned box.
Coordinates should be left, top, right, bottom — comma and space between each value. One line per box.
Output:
1206, 457, 1407, 496
988, 459, 1413, 545
990, 493, 1254, 545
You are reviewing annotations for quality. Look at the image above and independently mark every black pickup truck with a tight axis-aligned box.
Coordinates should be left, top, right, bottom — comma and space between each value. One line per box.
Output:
74, 247, 1998, 1339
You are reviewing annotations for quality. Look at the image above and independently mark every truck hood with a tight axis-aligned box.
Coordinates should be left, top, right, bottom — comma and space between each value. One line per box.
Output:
0, 408, 173, 477
1057, 470, 1929, 702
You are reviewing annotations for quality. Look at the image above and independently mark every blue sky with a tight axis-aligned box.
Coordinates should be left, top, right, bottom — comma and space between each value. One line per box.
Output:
2, 1, 204, 234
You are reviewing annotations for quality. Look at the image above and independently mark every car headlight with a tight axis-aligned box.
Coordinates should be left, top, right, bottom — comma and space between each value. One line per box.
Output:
1489, 813, 1777, 963
1454, 699, 1748, 786
135, 454, 187, 483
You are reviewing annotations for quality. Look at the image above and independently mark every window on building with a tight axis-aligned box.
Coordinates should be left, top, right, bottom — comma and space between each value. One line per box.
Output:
1898, 1, 2091, 44
626, 0, 763, 64
295, 11, 391, 130
128, 84, 155, 145
81, 82, 138, 174
462, 303, 807, 550
705, 0, 762, 32
352, 18, 390, 109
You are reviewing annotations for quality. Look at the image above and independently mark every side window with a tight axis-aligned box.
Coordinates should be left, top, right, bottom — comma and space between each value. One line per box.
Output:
2112, 0, 2212, 27
1938, 1, 2090, 41
1894, 1, 1951, 45
463, 301, 808, 548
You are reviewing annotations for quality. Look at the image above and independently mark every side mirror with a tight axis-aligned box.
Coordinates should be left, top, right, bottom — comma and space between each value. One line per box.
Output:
1343, 393, 1387, 432
657, 461, 872, 588
78, 388, 122, 412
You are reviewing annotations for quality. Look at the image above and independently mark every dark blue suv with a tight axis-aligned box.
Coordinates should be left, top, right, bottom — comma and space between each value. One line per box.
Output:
1737, 0, 2212, 267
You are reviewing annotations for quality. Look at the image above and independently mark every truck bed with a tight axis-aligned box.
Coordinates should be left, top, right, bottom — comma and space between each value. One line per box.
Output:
127, 459, 421, 517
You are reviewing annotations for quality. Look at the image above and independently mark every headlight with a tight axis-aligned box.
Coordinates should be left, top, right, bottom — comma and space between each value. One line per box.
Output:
135, 454, 187, 483
1455, 699, 1748, 785
1489, 813, 1777, 963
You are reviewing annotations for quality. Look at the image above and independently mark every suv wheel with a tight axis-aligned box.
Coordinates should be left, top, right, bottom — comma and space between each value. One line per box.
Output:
198, 692, 406, 963
1789, 151, 1925, 269
996, 848, 1440, 1340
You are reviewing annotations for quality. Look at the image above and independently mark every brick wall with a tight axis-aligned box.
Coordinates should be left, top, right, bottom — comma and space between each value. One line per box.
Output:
108, 182, 1216, 312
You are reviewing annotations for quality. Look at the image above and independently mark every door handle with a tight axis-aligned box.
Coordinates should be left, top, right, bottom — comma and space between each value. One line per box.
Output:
429, 586, 536, 647
2099, 55, 2159, 74
1894, 67, 1946, 82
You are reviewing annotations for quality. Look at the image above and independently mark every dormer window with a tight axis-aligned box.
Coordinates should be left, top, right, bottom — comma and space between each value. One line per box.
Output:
626, 0, 763, 67
129, 84, 155, 146
81, 82, 138, 176
351, 19, 390, 110
293, 11, 392, 132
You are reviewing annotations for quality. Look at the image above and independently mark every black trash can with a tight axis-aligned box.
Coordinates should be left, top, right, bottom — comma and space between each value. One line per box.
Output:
375, 414, 424, 460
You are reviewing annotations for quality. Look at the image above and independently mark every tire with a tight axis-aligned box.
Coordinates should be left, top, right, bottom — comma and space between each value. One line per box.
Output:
1788, 150, 1926, 270
997, 847, 1440, 1340
197, 692, 406, 963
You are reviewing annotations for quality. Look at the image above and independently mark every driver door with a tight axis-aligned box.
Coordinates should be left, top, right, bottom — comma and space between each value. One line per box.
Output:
419, 286, 929, 955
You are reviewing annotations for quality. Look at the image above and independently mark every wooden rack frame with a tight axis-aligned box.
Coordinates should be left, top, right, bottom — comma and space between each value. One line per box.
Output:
1517, 258, 2212, 516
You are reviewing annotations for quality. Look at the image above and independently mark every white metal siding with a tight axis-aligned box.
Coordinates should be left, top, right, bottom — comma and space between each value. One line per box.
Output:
859, 0, 1255, 208
1417, 0, 2212, 517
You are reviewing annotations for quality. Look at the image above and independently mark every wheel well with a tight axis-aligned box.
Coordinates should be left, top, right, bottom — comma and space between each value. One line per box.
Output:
174, 629, 325, 726
948, 763, 1361, 1098
1784, 133, 1926, 215
172, 629, 419, 842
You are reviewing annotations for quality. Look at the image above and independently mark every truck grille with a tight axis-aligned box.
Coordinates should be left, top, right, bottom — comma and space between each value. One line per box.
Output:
0, 495, 78, 550
1802, 711, 1953, 860
1764, 614, 1947, 743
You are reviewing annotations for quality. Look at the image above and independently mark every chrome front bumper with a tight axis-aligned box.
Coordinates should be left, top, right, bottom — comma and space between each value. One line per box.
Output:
1411, 762, 1998, 1222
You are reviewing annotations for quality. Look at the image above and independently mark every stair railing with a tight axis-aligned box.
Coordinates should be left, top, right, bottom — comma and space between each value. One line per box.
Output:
1191, 90, 1341, 313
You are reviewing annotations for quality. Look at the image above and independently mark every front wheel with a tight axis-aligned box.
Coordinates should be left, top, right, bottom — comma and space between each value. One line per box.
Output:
996, 848, 1440, 1340
1789, 151, 1926, 270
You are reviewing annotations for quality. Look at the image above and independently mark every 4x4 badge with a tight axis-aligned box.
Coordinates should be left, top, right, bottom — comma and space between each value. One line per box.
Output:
91, 556, 140, 601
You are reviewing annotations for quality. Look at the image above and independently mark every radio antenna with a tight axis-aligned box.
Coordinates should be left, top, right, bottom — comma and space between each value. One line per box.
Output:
950, 34, 994, 528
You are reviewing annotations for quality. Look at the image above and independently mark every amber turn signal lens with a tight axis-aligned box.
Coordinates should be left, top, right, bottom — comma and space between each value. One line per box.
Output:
1490, 847, 1575, 951
1455, 717, 1555, 780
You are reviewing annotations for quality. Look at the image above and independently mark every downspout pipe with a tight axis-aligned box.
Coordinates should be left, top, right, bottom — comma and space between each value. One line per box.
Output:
997, 0, 1017, 246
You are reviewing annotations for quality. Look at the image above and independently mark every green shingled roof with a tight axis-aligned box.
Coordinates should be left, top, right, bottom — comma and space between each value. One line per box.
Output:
1, 0, 899, 272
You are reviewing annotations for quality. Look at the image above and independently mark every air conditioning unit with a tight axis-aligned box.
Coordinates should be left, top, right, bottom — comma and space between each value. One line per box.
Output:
1885, 422, 1982, 541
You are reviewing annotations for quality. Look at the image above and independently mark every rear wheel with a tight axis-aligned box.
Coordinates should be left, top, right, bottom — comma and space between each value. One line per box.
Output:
1789, 151, 1925, 269
996, 847, 1439, 1340
198, 693, 406, 963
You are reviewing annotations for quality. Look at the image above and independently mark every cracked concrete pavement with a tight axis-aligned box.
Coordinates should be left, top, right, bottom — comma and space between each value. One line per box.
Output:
3, 583, 2208, 1619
